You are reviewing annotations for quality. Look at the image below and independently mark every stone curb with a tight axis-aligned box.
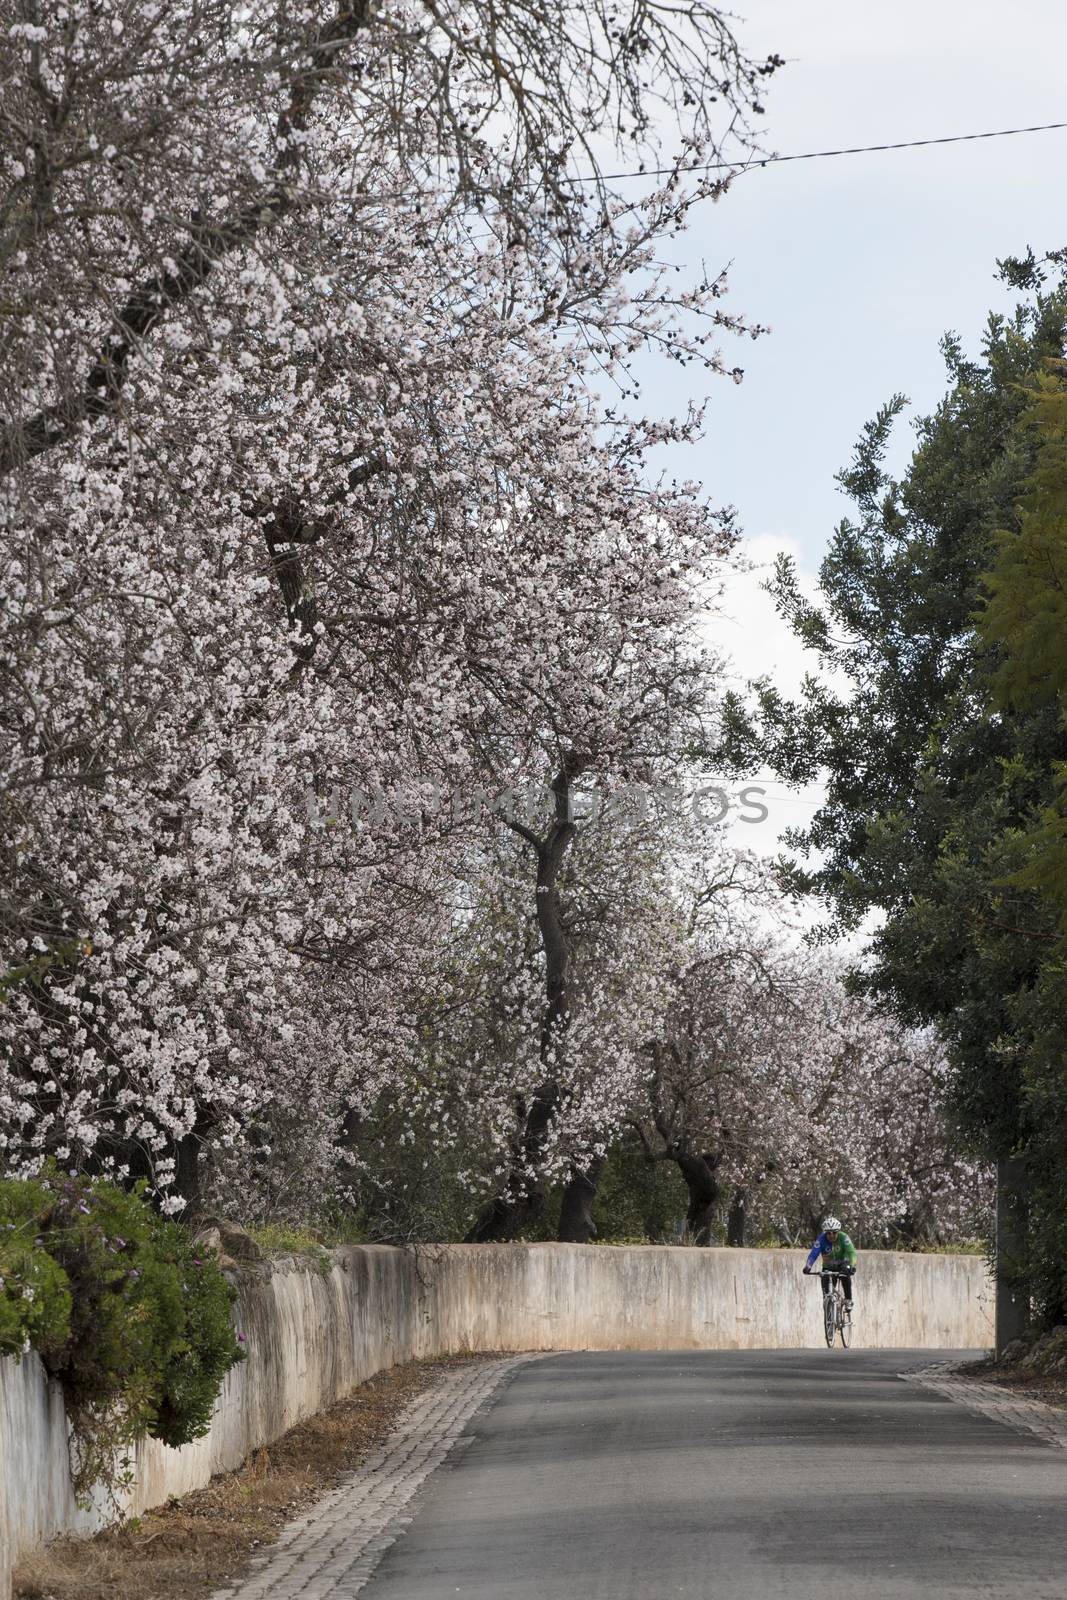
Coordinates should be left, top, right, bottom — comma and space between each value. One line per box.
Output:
206, 1353, 546, 1600
903, 1359, 1067, 1451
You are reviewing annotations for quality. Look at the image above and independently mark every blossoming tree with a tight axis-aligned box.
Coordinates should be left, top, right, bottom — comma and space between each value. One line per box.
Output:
0, 1, 781, 1205
630, 924, 990, 1247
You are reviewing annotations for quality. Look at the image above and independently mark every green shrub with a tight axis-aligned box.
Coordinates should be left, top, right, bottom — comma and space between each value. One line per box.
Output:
0, 1210, 72, 1360
591, 1137, 688, 1243
150, 1230, 247, 1449
0, 1166, 245, 1498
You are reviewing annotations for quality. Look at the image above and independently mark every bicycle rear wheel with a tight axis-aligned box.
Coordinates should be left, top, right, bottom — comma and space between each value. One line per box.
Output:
823, 1291, 836, 1348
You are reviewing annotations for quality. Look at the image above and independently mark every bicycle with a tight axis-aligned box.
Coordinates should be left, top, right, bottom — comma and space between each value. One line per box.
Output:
813, 1266, 855, 1349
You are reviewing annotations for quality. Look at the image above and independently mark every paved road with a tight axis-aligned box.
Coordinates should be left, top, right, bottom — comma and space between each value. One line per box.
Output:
360, 1350, 1067, 1600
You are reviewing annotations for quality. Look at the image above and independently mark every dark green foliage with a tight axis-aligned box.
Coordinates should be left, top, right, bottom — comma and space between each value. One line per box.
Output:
591, 1136, 689, 1242
352, 1109, 690, 1247
0, 1207, 72, 1360
350, 1086, 491, 1244
0, 1166, 244, 1496
716, 266, 1067, 1323
519, 1142, 688, 1244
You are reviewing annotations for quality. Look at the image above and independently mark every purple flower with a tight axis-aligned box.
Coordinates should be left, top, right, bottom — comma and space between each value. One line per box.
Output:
237, 1333, 246, 1344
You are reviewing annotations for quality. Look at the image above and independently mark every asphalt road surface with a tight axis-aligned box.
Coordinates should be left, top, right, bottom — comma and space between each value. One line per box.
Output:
360, 1350, 1067, 1600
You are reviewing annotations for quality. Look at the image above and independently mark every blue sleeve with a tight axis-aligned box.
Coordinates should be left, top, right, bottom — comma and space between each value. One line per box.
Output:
805, 1235, 825, 1269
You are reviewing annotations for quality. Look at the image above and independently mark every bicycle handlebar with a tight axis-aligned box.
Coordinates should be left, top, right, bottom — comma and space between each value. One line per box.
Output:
818, 1265, 855, 1275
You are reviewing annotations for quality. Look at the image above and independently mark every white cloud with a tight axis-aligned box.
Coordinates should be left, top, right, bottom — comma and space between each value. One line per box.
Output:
701, 532, 884, 949
711, 530, 821, 699
701, 531, 830, 861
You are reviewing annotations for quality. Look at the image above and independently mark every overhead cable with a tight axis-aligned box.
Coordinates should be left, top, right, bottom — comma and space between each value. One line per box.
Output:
581, 119, 1067, 183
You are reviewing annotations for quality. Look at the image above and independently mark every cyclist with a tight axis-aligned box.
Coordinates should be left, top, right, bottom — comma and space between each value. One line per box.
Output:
803, 1215, 858, 1316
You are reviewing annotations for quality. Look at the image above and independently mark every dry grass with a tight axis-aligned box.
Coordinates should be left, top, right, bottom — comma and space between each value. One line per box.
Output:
13, 1356, 489, 1600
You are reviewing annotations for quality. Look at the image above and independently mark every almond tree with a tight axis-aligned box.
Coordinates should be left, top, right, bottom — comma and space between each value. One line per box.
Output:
0, 2, 780, 1204
0, 0, 780, 480
371, 801, 697, 1242
631, 927, 989, 1247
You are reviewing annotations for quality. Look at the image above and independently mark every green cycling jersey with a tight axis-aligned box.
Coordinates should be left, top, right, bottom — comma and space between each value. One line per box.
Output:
804, 1230, 858, 1271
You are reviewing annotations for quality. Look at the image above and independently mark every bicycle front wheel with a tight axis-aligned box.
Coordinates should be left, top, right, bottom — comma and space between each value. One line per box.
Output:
823, 1292, 836, 1348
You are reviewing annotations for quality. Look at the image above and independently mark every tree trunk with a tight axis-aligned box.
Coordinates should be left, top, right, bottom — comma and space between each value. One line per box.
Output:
726, 1187, 747, 1247
466, 764, 583, 1242
995, 1154, 1030, 1353
676, 1151, 721, 1245
465, 1186, 546, 1242
465, 1080, 560, 1241
558, 1157, 605, 1243
331, 1104, 363, 1213
92, 1111, 213, 1216
174, 1129, 206, 1217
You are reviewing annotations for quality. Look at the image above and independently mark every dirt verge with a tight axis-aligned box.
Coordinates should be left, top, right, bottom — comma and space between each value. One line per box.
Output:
955, 1353, 1067, 1413
13, 1355, 492, 1600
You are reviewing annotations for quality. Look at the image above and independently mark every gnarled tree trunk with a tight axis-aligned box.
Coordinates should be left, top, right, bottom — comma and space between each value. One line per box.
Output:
676, 1150, 722, 1245
466, 763, 584, 1242
558, 1156, 605, 1243
726, 1186, 747, 1247
465, 1079, 562, 1241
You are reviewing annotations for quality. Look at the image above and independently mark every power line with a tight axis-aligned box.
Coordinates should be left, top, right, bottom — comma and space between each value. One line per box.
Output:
582, 119, 1067, 184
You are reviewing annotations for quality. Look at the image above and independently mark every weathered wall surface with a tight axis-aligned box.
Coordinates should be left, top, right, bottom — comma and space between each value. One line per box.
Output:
419, 1244, 994, 1355
0, 1246, 421, 1598
0, 1244, 992, 1596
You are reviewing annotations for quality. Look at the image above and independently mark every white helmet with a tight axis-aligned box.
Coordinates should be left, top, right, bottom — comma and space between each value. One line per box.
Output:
821, 1215, 842, 1232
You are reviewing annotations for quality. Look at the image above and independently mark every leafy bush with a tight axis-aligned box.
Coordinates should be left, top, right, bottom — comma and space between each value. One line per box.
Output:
0, 1211, 72, 1360
0, 1166, 245, 1497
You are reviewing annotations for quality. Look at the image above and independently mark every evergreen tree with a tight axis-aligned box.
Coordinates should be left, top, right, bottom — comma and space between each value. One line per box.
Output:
718, 261, 1067, 1319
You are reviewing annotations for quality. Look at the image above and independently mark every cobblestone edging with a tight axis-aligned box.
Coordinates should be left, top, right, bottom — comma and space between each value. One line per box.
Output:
904, 1361, 1067, 1451
207, 1355, 544, 1600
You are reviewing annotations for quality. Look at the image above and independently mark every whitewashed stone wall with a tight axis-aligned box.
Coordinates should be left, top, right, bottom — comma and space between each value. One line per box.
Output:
419, 1243, 993, 1356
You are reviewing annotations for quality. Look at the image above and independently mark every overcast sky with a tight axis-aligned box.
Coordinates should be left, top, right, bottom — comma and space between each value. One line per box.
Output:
642, 0, 1067, 854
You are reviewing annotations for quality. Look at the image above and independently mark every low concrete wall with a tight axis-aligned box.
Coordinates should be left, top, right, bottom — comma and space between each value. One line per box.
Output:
419, 1244, 993, 1355
0, 1244, 992, 1595
0, 1247, 421, 1597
